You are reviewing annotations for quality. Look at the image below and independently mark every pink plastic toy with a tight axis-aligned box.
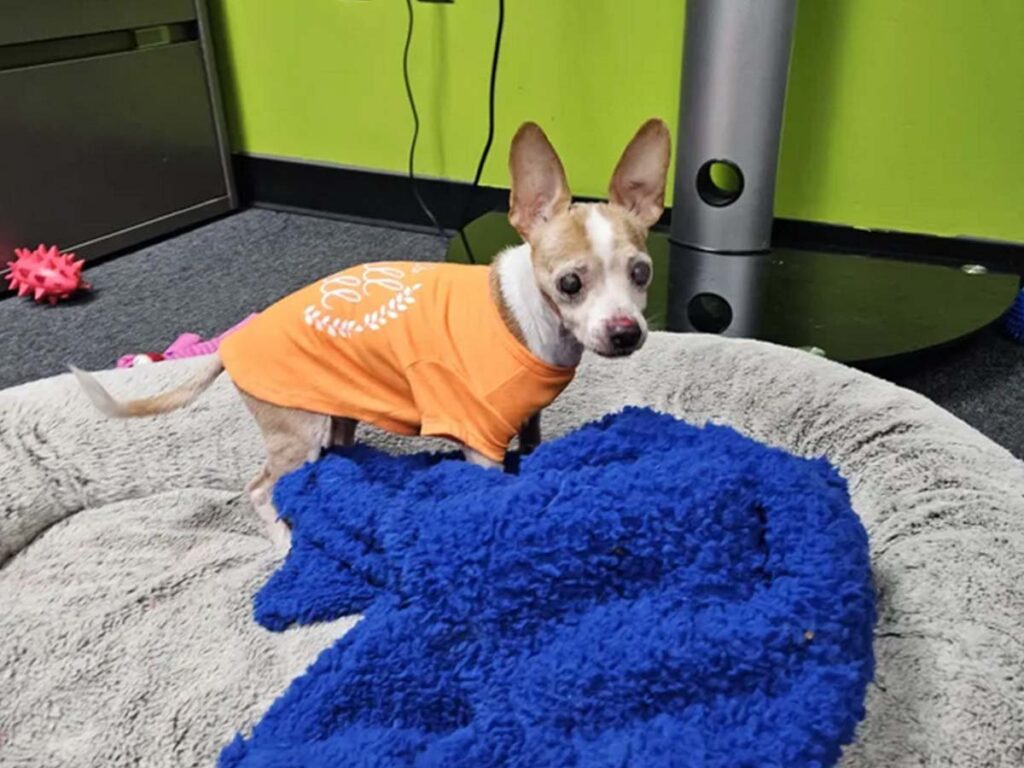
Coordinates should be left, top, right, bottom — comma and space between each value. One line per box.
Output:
116, 314, 257, 368
5, 244, 90, 304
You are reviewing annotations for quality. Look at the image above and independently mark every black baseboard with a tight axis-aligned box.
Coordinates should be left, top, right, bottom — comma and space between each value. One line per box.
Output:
770, 219, 1023, 274
234, 155, 507, 234
235, 155, 1024, 275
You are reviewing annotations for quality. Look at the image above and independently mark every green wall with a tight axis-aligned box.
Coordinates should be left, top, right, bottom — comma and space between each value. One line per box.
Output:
209, 0, 1024, 244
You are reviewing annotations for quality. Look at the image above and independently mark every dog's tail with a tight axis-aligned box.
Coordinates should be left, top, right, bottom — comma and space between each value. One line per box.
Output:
71, 355, 225, 418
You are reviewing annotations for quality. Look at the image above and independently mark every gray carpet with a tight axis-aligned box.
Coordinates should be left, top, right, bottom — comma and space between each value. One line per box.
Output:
2, 208, 1021, 456
0, 209, 444, 387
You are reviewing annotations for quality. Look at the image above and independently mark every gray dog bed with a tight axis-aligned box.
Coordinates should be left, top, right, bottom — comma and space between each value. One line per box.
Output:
1, 332, 1022, 767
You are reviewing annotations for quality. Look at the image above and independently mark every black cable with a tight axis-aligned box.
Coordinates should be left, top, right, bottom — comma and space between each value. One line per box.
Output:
457, 0, 505, 265
402, 0, 448, 247
402, 0, 505, 264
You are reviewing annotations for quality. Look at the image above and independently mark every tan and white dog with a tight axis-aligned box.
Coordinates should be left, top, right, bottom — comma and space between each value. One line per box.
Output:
74, 119, 671, 549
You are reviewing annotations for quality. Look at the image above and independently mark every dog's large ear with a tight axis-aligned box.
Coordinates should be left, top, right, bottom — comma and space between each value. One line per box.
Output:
608, 119, 671, 228
508, 123, 571, 241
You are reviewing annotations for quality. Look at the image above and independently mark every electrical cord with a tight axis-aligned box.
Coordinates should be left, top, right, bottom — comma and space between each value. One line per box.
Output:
456, 0, 505, 265
402, 0, 505, 264
403, 0, 448, 247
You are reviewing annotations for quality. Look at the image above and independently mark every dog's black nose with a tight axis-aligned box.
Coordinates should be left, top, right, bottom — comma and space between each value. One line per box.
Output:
608, 318, 642, 351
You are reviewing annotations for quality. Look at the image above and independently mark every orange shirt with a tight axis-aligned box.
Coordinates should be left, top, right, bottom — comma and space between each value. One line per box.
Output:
219, 262, 576, 462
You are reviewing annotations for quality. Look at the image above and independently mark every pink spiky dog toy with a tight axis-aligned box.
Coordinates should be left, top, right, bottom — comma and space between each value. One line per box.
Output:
6, 244, 90, 304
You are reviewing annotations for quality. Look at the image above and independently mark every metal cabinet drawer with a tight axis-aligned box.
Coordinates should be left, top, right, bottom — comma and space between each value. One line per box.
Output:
0, 0, 196, 47
0, 0, 235, 263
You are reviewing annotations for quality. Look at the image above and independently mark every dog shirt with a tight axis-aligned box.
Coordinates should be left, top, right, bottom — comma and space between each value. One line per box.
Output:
219, 262, 577, 462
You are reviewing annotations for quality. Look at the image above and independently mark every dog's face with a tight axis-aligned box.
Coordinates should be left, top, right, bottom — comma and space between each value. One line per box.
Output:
508, 119, 671, 357
529, 203, 654, 357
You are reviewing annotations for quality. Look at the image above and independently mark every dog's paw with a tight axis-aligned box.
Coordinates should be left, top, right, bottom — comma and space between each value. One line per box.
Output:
250, 491, 291, 556
266, 519, 292, 557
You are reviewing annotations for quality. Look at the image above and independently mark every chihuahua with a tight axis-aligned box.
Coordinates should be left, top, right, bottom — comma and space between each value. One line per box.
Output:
74, 119, 671, 549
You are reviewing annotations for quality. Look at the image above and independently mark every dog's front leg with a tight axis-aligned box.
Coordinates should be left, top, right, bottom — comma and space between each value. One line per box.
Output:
331, 417, 357, 447
518, 412, 541, 455
463, 447, 502, 470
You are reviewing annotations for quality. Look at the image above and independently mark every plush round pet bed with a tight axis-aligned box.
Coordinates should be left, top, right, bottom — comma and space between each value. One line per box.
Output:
1, 333, 1022, 767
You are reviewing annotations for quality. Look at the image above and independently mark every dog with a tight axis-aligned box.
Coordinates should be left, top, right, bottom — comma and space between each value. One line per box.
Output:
74, 118, 671, 550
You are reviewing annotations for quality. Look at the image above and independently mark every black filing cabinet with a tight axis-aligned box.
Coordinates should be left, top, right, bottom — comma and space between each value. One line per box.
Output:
0, 0, 236, 263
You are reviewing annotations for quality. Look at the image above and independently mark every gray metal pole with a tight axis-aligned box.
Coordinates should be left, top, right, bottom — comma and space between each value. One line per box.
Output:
667, 0, 798, 335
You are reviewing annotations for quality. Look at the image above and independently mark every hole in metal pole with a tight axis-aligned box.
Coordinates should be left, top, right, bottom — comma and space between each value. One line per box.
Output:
696, 159, 744, 207
687, 292, 733, 333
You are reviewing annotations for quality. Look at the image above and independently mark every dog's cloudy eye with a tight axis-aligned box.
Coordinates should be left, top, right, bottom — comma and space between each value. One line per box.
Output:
630, 261, 652, 287
558, 272, 582, 296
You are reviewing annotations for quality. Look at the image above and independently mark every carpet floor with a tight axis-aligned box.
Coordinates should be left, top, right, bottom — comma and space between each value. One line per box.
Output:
2, 208, 1021, 457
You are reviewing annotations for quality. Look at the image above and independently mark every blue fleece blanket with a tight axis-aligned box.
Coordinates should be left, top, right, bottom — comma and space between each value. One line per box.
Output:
221, 408, 875, 768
